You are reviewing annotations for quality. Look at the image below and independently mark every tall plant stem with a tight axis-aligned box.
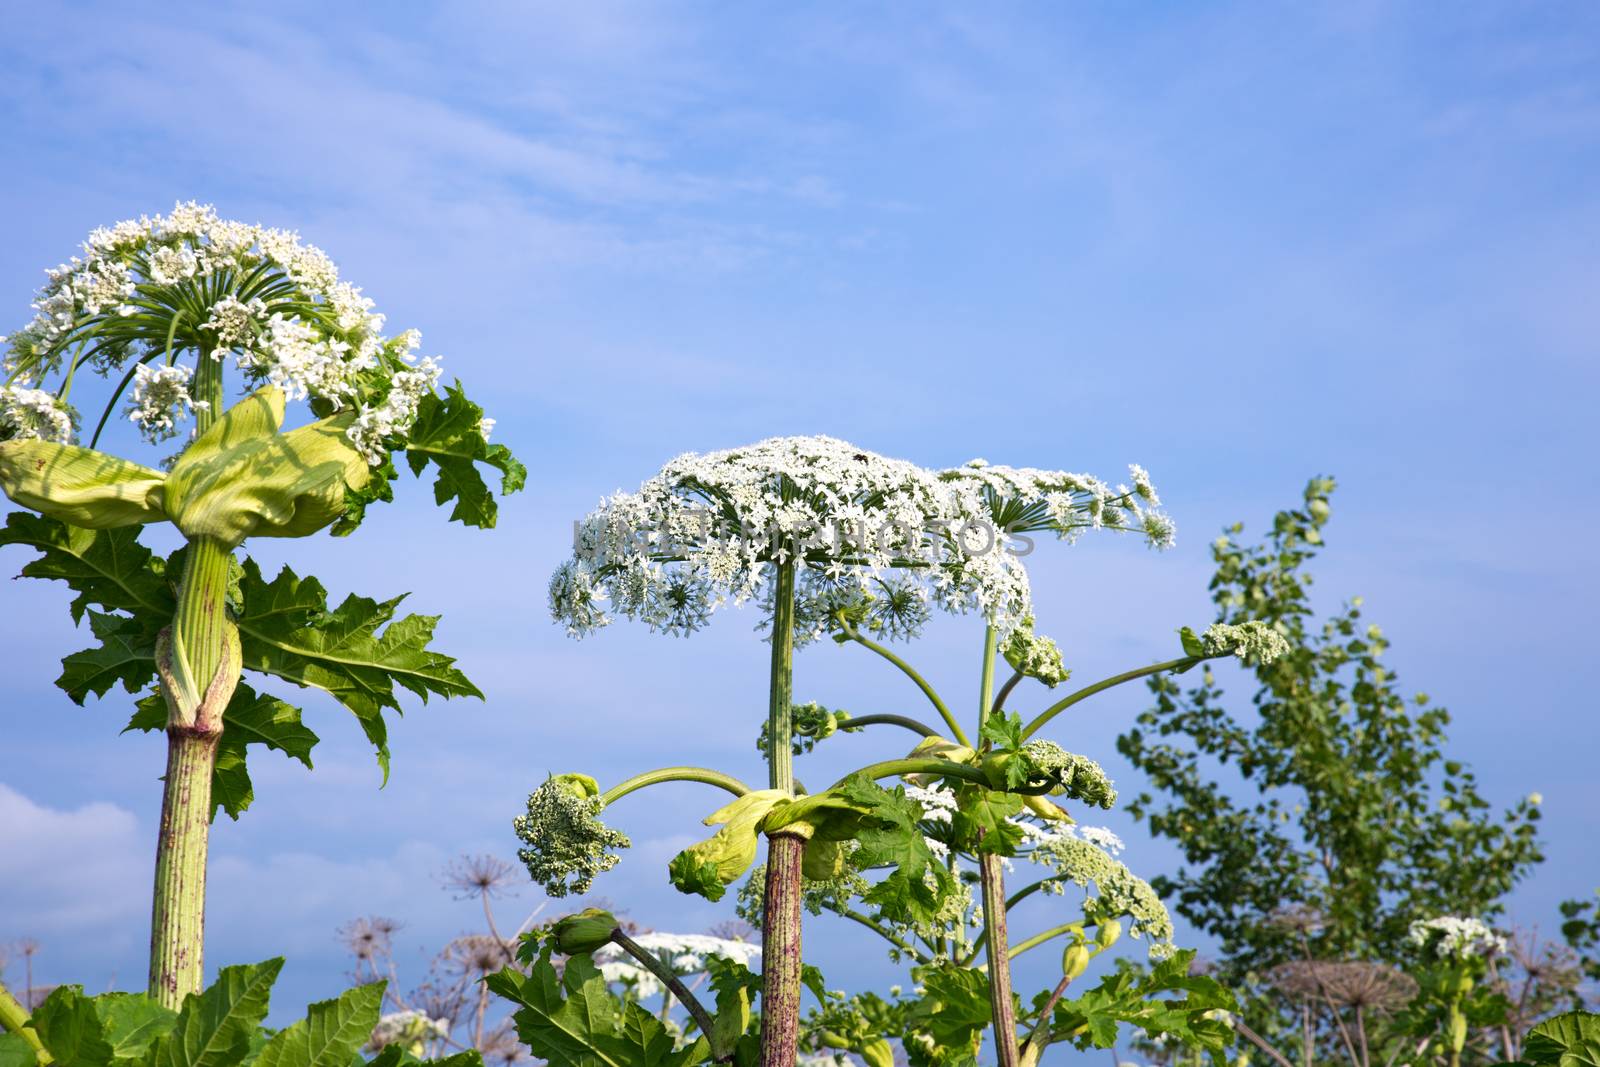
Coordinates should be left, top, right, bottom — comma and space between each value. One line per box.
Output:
0, 980, 50, 1063
760, 559, 803, 1067
1020, 656, 1198, 740
976, 626, 1020, 1067
149, 348, 238, 1009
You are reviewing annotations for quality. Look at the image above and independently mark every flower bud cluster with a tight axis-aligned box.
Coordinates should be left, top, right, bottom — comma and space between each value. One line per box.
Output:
513, 774, 631, 897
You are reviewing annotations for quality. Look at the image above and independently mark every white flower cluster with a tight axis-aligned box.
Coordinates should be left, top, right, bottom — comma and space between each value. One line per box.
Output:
594, 932, 761, 999
1201, 621, 1291, 665
367, 1010, 448, 1051
1406, 916, 1506, 961
0, 383, 73, 443
551, 437, 1171, 639
126, 364, 204, 443
5, 203, 469, 464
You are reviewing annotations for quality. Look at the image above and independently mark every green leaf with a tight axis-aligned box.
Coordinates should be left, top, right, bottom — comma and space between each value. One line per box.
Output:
0, 1033, 37, 1067
907, 964, 991, 1055
30, 986, 115, 1067
0, 438, 167, 529
1178, 626, 1205, 658
1525, 1011, 1600, 1067
252, 981, 384, 1067
949, 787, 1024, 856
402, 381, 525, 529
127, 683, 320, 821
233, 558, 479, 782
150, 957, 283, 1067
57, 610, 160, 703
92, 992, 178, 1059
0, 512, 172, 624
978, 711, 1024, 752
668, 851, 727, 902
487, 949, 703, 1067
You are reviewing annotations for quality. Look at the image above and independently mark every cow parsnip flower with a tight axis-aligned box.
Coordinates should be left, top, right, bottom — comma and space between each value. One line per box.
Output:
1200, 621, 1291, 665
2, 202, 476, 464
550, 437, 1169, 640
1406, 916, 1506, 961
1028, 832, 1175, 957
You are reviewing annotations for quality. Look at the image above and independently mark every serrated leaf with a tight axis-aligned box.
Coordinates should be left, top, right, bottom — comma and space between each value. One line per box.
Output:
487, 950, 701, 1067
0, 512, 172, 624
1526, 1011, 1600, 1067
57, 611, 160, 704
402, 381, 525, 529
29, 985, 115, 1066
151, 957, 283, 1067
233, 558, 478, 782
92, 991, 178, 1059
127, 684, 320, 821
253, 981, 383, 1067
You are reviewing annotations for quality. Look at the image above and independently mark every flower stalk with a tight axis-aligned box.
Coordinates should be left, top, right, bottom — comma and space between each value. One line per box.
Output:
976, 626, 1020, 1067
148, 348, 239, 1009
0, 980, 50, 1064
760, 558, 804, 1067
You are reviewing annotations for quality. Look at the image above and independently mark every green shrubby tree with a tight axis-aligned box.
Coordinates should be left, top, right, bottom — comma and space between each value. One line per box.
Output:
0, 204, 522, 1008
1117, 479, 1554, 1067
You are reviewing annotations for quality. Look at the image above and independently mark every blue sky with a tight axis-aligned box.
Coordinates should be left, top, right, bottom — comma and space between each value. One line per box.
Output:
2, 0, 1597, 1033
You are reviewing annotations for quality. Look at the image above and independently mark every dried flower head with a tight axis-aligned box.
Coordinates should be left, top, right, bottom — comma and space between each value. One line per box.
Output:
1268, 960, 1418, 1011
443, 854, 519, 901
340, 916, 401, 962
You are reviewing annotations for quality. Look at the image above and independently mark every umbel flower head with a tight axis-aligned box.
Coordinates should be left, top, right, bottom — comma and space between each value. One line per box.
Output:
514, 774, 632, 897
1406, 916, 1507, 961
1028, 832, 1175, 957
1, 201, 489, 464
550, 436, 1172, 640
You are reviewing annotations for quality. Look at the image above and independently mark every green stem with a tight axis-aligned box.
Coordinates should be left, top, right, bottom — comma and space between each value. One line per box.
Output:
844, 626, 970, 747
825, 758, 992, 794
1005, 923, 1083, 962
760, 559, 803, 1067
840, 909, 930, 964
599, 767, 753, 807
1021, 656, 1200, 740
839, 713, 939, 738
0, 980, 50, 1064
149, 348, 236, 1010
975, 626, 1019, 1067
608, 929, 721, 1052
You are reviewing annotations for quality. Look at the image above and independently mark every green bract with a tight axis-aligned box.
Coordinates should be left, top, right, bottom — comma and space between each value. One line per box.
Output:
550, 908, 622, 956
0, 385, 369, 548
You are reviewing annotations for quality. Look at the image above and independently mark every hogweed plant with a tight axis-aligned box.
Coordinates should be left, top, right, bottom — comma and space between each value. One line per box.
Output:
513, 437, 1286, 1066
0, 204, 523, 1009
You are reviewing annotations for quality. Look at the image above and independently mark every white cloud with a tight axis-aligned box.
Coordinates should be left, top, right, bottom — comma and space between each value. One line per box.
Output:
0, 783, 146, 933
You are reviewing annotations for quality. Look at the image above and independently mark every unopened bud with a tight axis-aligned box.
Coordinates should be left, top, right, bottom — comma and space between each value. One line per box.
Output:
1062, 941, 1091, 980
551, 908, 619, 955
1096, 919, 1123, 950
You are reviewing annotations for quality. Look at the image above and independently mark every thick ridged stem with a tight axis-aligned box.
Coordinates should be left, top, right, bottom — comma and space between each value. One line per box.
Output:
148, 727, 218, 1007
760, 559, 802, 1067
0, 980, 50, 1063
759, 832, 805, 1067
148, 348, 235, 1009
976, 626, 1019, 1067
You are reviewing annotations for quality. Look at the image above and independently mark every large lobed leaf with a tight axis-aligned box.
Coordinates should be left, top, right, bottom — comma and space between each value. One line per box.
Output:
126, 682, 320, 821
233, 557, 481, 782
401, 381, 526, 530
252, 981, 383, 1067
487, 948, 706, 1067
